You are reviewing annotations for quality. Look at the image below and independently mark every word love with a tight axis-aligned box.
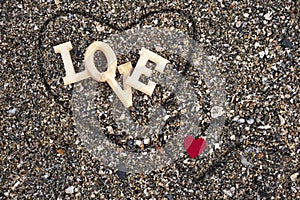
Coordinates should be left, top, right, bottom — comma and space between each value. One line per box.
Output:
54, 41, 170, 108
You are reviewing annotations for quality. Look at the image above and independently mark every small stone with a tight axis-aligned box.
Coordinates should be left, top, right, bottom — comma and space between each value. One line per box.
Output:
232, 116, 240, 121
254, 42, 260, 48
258, 153, 264, 159
12, 181, 20, 190
116, 170, 126, 179
290, 173, 299, 182
7, 107, 17, 115
243, 13, 249, 18
183, 158, 190, 164
211, 106, 225, 118
241, 156, 253, 167
4, 192, 9, 197
143, 189, 149, 197
259, 51, 265, 58
214, 143, 220, 149
278, 115, 285, 125
163, 115, 170, 121
65, 186, 74, 194
223, 189, 233, 197
291, 187, 298, 193
42, 173, 50, 179
135, 140, 142, 146
246, 118, 254, 125
230, 187, 235, 193
107, 126, 113, 133
257, 125, 272, 130
236, 21, 242, 28
230, 135, 236, 140
264, 48, 269, 55
117, 163, 127, 179
127, 139, 134, 148
143, 138, 150, 145
262, 77, 268, 84
264, 12, 272, 20
96, 25, 104, 32
282, 38, 293, 48
237, 118, 245, 124
166, 194, 175, 200
57, 149, 65, 155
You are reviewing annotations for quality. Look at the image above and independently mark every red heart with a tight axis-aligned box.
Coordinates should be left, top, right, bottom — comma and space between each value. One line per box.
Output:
184, 136, 206, 158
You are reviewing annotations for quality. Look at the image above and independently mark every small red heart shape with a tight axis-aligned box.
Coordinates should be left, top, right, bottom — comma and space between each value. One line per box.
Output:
184, 136, 206, 158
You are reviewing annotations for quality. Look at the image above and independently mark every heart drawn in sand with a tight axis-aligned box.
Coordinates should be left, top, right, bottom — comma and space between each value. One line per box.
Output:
184, 136, 206, 158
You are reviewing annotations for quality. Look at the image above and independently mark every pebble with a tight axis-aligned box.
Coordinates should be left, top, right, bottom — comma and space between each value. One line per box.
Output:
211, 106, 225, 118
65, 186, 74, 194
258, 51, 265, 58
107, 126, 113, 133
116, 170, 127, 179
116, 163, 127, 179
264, 12, 273, 20
235, 21, 242, 28
7, 107, 17, 115
241, 156, 253, 167
214, 143, 220, 149
257, 125, 272, 130
143, 189, 149, 197
282, 38, 293, 48
163, 115, 170, 121
254, 42, 260, 48
290, 173, 298, 182
42, 173, 50, 179
246, 118, 255, 125
243, 13, 249, 18
143, 138, 150, 145
223, 189, 233, 197
291, 187, 298, 193
166, 194, 175, 200
12, 181, 20, 190
135, 140, 142, 146
237, 118, 245, 124
232, 116, 239, 121
278, 115, 285, 125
